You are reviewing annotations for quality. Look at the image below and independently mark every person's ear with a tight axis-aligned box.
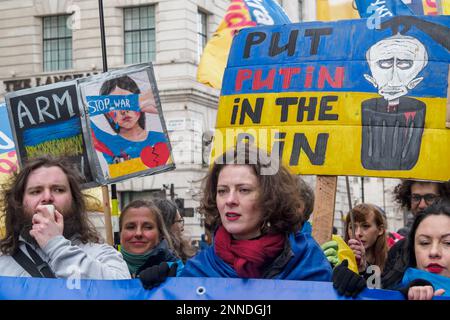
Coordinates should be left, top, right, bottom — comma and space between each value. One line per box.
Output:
407, 77, 423, 90
364, 74, 378, 88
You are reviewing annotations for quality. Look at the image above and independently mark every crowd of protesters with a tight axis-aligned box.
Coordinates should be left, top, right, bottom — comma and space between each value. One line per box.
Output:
0, 144, 449, 300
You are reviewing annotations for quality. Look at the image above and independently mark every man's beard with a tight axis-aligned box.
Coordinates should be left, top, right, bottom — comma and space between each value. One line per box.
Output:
412, 208, 425, 216
19, 203, 80, 248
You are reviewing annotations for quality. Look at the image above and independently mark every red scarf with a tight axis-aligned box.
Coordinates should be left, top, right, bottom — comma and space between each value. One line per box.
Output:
214, 225, 285, 278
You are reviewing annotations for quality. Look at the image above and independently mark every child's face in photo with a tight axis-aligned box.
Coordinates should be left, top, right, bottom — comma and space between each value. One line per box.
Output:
107, 87, 141, 130
109, 110, 141, 130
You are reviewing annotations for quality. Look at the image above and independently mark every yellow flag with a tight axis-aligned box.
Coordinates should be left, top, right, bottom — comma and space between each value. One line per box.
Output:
197, 0, 291, 89
316, 0, 360, 21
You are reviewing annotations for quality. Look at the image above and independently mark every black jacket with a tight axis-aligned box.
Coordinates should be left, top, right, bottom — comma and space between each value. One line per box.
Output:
381, 238, 409, 289
136, 239, 179, 276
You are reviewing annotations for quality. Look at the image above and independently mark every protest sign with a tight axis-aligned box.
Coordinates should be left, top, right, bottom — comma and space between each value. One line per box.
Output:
5, 63, 174, 186
213, 15, 450, 181
79, 64, 174, 184
0, 102, 17, 237
0, 103, 18, 181
5, 82, 96, 186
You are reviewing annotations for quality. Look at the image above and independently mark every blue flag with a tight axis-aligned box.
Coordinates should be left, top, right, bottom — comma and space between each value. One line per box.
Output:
355, 0, 415, 18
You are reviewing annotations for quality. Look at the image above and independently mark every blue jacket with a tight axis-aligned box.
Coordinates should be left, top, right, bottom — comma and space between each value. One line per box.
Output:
401, 267, 450, 297
180, 229, 332, 281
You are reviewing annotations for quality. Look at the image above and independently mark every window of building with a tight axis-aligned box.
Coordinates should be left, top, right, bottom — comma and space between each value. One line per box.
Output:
43, 15, 73, 72
124, 6, 155, 64
197, 10, 207, 61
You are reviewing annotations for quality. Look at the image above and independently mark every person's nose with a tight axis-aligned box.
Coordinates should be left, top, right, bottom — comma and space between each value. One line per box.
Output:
355, 226, 363, 239
418, 198, 428, 209
40, 189, 54, 204
134, 226, 143, 237
429, 242, 441, 259
225, 190, 238, 207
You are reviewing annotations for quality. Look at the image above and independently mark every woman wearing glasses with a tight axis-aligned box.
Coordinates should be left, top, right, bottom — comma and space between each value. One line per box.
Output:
382, 180, 450, 289
119, 199, 183, 278
153, 198, 196, 262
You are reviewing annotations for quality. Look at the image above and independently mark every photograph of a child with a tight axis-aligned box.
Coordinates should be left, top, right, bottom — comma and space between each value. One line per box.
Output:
81, 66, 172, 181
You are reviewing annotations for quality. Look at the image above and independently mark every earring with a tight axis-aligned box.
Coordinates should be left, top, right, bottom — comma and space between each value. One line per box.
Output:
262, 220, 271, 233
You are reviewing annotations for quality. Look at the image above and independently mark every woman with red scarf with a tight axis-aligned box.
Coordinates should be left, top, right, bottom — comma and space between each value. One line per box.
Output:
177, 144, 332, 280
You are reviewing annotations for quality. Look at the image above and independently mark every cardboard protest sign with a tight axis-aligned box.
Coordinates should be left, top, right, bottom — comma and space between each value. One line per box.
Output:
213, 15, 450, 181
78, 64, 174, 184
5, 82, 96, 186
0, 103, 18, 183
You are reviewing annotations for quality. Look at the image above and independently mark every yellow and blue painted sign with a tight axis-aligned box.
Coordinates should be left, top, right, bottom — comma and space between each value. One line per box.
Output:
0, 103, 18, 182
214, 16, 450, 181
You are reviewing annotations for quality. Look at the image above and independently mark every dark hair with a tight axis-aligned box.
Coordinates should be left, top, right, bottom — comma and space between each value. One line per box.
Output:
297, 177, 314, 221
0, 156, 100, 255
152, 198, 178, 227
152, 198, 196, 261
199, 143, 304, 236
119, 199, 173, 249
100, 75, 145, 133
393, 179, 450, 211
407, 199, 450, 268
344, 203, 388, 272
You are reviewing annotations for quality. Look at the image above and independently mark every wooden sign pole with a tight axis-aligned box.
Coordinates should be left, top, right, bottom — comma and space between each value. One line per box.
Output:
98, 0, 114, 246
311, 175, 338, 245
102, 185, 114, 246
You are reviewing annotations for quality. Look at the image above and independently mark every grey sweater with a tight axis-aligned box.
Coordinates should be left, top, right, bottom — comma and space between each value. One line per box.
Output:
0, 235, 131, 279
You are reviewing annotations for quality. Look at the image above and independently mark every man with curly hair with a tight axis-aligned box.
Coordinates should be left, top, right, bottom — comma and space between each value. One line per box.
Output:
0, 156, 130, 279
382, 179, 450, 289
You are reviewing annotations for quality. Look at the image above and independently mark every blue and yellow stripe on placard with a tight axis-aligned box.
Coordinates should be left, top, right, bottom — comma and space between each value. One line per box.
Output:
214, 91, 449, 181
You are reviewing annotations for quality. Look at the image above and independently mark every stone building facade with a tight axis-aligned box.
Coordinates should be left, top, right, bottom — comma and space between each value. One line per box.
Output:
0, 0, 403, 243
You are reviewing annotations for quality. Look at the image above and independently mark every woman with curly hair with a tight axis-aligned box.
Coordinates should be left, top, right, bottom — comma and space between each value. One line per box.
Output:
177, 144, 332, 280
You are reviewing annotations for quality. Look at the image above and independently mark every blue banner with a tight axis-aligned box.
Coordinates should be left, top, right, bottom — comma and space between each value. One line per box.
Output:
86, 94, 140, 116
0, 276, 415, 300
355, 0, 415, 18
401, 268, 450, 297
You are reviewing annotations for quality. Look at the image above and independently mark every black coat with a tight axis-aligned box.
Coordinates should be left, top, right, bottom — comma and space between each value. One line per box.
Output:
381, 238, 409, 289
135, 239, 179, 276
